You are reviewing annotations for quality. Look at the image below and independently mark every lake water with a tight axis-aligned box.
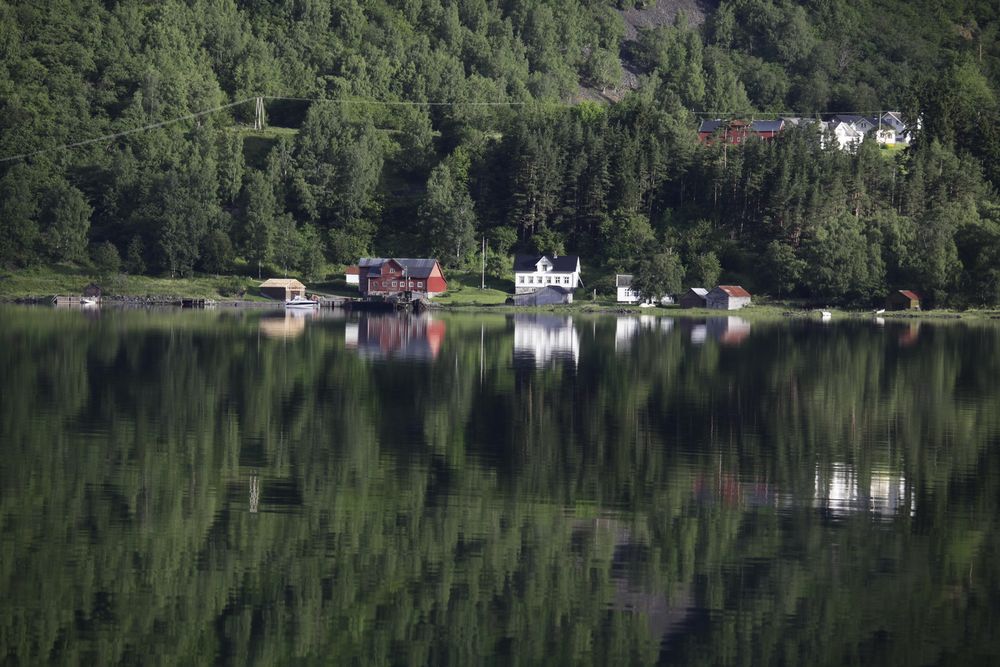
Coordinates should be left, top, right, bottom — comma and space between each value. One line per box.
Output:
1, 306, 999, 665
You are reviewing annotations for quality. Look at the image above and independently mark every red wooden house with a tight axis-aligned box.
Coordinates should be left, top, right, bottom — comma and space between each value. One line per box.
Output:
358, 258, 448, 298
698, 119, 785, 144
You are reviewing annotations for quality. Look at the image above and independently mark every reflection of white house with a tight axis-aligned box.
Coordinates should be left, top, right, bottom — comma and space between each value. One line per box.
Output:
615, 315, 675, 352
513, 314, 580, 367
514, 255, 582, 295
344, 322, 359, 347
814, 464, 914, 519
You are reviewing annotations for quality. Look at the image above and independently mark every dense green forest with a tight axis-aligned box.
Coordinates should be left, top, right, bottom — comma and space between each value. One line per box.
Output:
2, 0, 1000, 305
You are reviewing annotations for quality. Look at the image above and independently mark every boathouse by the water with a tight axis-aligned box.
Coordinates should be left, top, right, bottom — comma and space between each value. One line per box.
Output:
259, 278, 306, 300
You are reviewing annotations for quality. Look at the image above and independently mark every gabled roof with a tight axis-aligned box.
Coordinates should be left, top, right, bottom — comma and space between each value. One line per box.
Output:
513, 254, 580, 272
896, 289, 920, 300
713, 285, 751, 298
881, 111, 905, 125
698, 120, 724, 133
685, 287, 708, 296
834, 114, 875, 128
359, 258, 442, 279
829, 121, 862, 137
260, 278, 305, 288
750, 119, 784, 133
699, 119, 784, 134
616, 274, 633, 288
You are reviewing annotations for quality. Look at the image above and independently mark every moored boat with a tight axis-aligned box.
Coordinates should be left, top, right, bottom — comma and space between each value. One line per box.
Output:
285, 295, 320, 308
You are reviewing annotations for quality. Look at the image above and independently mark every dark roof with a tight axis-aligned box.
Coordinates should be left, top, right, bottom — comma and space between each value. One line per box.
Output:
698, 120, 723, 133
359, 257, 441, 279
616, 274, 633, 288
513, 254, 580, 272
750, 119, 784, 133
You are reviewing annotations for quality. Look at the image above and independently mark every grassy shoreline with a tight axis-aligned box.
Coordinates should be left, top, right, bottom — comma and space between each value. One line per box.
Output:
4, 266, 1000, 321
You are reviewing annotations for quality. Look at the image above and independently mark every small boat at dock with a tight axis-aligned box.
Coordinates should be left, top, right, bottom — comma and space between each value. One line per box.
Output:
285, 295, 320, 308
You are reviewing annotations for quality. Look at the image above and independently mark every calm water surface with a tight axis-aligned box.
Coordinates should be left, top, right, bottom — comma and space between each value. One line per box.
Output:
1, 306, 998, 665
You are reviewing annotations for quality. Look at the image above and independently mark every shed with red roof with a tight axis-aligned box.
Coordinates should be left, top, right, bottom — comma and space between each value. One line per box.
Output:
706, 285, 752, 310
886, 290, 920, 311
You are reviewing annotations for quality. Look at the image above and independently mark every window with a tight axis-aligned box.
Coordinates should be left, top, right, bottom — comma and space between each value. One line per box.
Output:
418, 282, 424, 288
389, 268, 396, 274
392, 281, 397, 287
518, 276, 524, 283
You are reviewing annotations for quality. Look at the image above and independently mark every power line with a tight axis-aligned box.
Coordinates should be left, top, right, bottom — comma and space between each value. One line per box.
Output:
0, 95, 545, 164
264, 95, 532, 106
0, 98, 254, 164
0, 94, 911, 164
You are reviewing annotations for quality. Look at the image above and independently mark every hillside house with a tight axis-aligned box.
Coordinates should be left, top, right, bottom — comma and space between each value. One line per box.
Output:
828, 120, 864, 150
698, 119, 785, 144
706, 285, 752, 310
878, 111, 910, 144
886, 290, 921, 311
514, 254, 582, 295
679, 288, 708, 309
832, 115, 876, 135
359, 258, 447, 298
259, 278, 306, 300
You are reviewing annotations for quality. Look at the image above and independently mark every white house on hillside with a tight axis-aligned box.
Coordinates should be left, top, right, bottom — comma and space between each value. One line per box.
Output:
828, 120, 864, 150
514, 254, 582, 295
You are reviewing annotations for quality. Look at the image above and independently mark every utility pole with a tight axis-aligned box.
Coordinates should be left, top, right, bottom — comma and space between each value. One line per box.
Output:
481, 236, 486, 289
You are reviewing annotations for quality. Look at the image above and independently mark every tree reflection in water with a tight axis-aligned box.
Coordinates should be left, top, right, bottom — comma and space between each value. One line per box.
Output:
1, 308, 999, 665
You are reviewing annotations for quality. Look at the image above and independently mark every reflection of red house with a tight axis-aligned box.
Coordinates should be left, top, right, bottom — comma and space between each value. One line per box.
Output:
698, 119, 785, 144
358, 258, 448, 298
351, 314, 446, 360
898, 323, 920, 348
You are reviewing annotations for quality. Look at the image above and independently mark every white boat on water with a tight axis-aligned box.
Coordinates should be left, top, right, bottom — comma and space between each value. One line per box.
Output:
285, 295, 320, 308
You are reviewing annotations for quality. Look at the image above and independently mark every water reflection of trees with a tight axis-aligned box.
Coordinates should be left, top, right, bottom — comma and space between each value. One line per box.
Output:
1, 309, 999, 664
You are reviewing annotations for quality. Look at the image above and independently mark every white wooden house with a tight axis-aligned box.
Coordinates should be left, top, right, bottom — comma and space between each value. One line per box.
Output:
616, 274, 641, 303
828, 120, 863, 150
513, 254, 582, 295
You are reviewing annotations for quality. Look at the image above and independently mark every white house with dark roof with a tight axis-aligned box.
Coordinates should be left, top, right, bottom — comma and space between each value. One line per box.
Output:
513, 254, 582, 295
616, 274, 641, 303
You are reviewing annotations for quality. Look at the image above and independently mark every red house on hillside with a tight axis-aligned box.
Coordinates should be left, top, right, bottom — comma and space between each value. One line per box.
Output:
358, 258, 448, 298
698, 119, 785, 144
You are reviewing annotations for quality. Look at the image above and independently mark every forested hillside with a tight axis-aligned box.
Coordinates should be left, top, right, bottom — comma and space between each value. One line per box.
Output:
1, 0, 999, 305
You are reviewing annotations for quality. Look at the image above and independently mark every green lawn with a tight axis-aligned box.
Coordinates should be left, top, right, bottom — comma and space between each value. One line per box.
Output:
0, 266, 266, 300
